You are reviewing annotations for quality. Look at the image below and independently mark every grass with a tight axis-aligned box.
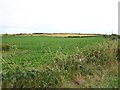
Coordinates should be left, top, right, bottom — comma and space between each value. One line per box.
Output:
1, 35, 119, 88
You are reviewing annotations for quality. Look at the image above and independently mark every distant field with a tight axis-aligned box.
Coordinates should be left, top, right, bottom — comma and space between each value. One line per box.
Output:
32, 33, 99, 37
9, 33, 100, 37
1, 35, 118, 88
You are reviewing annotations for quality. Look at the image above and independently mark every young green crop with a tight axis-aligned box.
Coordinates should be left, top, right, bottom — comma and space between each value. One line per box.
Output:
2, 36, 105, 68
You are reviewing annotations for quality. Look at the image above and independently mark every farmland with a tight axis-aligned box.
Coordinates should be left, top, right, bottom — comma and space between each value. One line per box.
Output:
1, 34, 119, 88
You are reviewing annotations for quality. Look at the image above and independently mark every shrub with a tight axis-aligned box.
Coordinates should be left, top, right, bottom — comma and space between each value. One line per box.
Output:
2, 68, 62, 88
2, 43, 11, 51
67, 36, 81, 38
118, 35, 120, 39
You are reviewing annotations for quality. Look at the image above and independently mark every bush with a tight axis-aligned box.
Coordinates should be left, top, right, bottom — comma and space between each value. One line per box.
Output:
118, 35, 120, 39
2, 43, 11, 51
67, 36, 81, 38
2, 68, 62, 88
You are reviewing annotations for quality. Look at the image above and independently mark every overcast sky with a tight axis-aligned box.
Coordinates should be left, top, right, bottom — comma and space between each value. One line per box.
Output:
0, 0, 119, 34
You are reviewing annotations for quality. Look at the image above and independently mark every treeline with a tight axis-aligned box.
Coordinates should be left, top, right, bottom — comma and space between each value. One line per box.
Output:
102, 34, 120, 40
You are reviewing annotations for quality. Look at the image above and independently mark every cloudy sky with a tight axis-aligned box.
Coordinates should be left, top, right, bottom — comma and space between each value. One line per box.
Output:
0, 0, 119, 34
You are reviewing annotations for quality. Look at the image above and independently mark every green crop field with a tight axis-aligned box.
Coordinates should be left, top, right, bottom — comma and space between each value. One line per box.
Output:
2, 36, 105, 67
1, 35, 119, 88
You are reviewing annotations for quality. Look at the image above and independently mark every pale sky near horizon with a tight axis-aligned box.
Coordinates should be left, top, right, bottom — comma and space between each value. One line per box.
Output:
0, 0, 119, 34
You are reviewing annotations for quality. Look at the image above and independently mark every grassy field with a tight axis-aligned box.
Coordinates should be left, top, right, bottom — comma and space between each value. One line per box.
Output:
1, 35, 119, 88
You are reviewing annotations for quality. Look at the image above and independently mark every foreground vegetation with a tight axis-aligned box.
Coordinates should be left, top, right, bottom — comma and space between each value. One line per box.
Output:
1, 35, 119, 88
